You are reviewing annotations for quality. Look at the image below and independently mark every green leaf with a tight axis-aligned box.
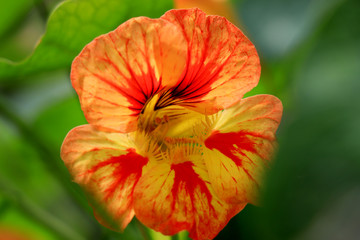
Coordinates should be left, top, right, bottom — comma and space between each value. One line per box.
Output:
249, 1, 360, 239
33, 95, 86, 149
0, 205, 58, 240
234, 0, 344, 60
0, 0, 173, 86
0, 0, 33, 39
0, 106, 101, 239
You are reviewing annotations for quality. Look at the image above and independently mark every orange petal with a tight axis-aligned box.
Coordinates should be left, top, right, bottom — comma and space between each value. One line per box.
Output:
204, 95, 282, 204
133, 157, 245, 240
60, 125, 149, 230
162, 8, 260, 114
71, 17, 188, 132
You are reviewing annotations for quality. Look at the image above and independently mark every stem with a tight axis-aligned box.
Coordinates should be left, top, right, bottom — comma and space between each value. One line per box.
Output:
171, 234, 180, 240
174, 231, 189, 240
134, 218, 151, 240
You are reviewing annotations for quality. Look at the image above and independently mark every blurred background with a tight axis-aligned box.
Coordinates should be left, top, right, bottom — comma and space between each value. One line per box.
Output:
0, 0, 359, 239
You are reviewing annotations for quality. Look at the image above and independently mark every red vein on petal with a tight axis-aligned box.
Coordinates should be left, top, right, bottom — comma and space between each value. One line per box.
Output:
205, 131, 260, 167
92, 73, 144, 109
171, 162, 214, 212
86, 148, 148, 200
108, 34, 151, 102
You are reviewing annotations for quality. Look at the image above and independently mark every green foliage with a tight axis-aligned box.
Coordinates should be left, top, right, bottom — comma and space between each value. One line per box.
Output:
0, 0, 173, 86
0, 0, 33, 39
225, 1, 360, 240
258, 1, 360, 239
34, 95, 86, 149
0, 206, 57, 240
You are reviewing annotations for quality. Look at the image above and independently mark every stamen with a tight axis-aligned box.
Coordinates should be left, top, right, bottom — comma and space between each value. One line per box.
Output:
164, 138, 204, 165
191, 111, 221, 141
138, 90, 196, 135
155, 117, 162, 124
136, 89, 224, 167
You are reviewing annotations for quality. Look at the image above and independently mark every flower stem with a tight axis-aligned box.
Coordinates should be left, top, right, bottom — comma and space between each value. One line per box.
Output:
171, 234, 180, 240
173, 231, 189, 240
134, 218, 152, 240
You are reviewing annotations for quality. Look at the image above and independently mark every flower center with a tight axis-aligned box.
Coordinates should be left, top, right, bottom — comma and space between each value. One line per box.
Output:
137, 89, 184, 133
138, 92, 167, 133
136, 90, 218, 160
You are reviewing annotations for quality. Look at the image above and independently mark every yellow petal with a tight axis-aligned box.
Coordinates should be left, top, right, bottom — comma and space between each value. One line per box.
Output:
133, 149, 245, 240
60, 125, 149, 230
204, 95, 283, 204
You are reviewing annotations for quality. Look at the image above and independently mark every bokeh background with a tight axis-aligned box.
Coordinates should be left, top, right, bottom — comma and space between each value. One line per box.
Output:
0, 0, 359, 239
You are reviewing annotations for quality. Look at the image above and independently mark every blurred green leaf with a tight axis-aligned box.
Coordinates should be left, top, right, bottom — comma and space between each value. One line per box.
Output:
233, 0, 349, 98
0, 204, 57, 240
9, 70, 73, 121
0, 119, 56, 204
250, 0, 360, 239
0, 116, 99, 236
0, 0, 33, 39
0, 0, 173, 86
0, 10, 45, 62
0, 122, 73, 239
33, 95, 86, 149
235, 0, 344, 60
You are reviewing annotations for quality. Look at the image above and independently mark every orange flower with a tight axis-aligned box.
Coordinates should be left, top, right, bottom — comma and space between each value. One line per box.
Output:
70, 8, 260, 133
61, 8, 282, 240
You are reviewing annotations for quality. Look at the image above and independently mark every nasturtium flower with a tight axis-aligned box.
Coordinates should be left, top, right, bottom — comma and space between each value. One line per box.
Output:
61, 8, 282, 240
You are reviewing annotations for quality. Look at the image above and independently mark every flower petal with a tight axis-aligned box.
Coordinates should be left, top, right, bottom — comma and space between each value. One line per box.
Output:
133, 155, 245, 240
71, 17, 188, 132
204, 95, 282, 204
60, 125, 149, 230
162, 8, 260, 114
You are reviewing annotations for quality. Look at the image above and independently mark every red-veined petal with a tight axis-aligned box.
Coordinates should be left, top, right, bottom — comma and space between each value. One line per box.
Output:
162, 8, 260, 114
60, 125, 149, 230
133, 152, 245, 240
71, 17, 188, 132
204, 95, 282, 204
